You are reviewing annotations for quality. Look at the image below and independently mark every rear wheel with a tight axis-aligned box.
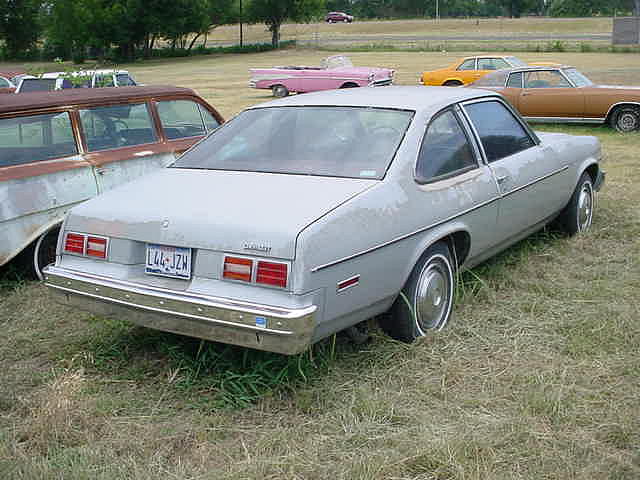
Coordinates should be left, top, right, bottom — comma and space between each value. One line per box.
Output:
33, 226, 60, 280
443, 80, 463, 87
272, 84, 289, 98
557, 172, 594, 236
340, 82, 359, 89
380, 242, 455, 343
610, 106, 640, 133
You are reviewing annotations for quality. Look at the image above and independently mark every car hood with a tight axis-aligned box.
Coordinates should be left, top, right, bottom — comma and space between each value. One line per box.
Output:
65, 169, 377, 260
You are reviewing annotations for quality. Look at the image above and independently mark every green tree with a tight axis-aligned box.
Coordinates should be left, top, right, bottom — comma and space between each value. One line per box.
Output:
247, 0, 324, 47
0, 0, 41, 58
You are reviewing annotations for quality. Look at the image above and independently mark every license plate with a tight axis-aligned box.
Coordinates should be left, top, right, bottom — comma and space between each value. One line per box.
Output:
145, 244, 192, 279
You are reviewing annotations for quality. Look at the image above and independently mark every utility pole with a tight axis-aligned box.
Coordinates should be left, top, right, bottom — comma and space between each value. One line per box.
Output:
239, 0, 243, 47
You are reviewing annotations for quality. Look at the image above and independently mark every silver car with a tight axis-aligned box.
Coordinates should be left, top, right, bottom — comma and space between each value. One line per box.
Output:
43, 86, 605, 354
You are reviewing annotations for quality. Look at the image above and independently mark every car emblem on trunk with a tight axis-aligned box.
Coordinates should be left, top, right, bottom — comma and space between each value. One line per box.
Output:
243, 242, 271, 253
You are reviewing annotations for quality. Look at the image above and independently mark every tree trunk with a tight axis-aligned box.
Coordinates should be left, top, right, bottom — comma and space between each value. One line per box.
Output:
270, 23, 280, 48
188, 33, 201, 52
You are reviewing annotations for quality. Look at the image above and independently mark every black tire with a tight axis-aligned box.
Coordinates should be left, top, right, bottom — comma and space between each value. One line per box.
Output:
340, 82, 359, 89
272, 84, 289, 98
380, 242, 455, 343
610, 106, 640, 133
443, 80, 463, 87
557, 172, 594, 236
33, 226, 60, 280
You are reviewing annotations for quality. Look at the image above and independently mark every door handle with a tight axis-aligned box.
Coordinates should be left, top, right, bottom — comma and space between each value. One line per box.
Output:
496, 174, 509, 184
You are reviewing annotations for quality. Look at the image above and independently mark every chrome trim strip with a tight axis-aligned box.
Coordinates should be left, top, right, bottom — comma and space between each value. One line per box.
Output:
525, 116, 605, 124
48, 282, 295, 336
605, 101, 640, 119
311, 195, 501, 273
44, 265, 315, 320
501, 165, 569, 198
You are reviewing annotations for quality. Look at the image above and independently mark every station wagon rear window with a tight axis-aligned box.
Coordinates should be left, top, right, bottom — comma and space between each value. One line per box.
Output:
157, 100, 220, 140
172, 106, 413, 180
0, 112, 77, 167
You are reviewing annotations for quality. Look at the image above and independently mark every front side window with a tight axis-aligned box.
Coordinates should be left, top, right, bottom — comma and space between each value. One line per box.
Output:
416, 109, 477, 183
457, 59, 476, 71
524, 70, 571, 88
157, 100, 210, 140
80, 103, 157, 152
464, 100, 535, 163
172, 106, 414, 180
19, 78, 56, 93
0, 112, 77, 167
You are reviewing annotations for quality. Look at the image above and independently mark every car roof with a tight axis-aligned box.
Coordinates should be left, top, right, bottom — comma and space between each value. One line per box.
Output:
0, 85, 198, 114
249, 86, 498, 112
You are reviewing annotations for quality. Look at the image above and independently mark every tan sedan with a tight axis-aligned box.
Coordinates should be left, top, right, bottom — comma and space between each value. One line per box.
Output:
470, 65, 640, 132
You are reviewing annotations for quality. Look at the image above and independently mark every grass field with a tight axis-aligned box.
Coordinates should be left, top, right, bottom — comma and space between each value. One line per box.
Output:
1, 25, 640, 479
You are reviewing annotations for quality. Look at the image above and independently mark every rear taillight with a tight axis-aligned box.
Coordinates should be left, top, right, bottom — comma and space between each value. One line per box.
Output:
223, 256, 252, 282
63, 232, 109, 260
64, 232, 85, 254
86, 236, 108, 259
256, 261, 287, 288
223, 256, 288, 288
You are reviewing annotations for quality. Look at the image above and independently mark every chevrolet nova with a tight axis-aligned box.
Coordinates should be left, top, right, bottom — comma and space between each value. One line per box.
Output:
44, 86, 604, 355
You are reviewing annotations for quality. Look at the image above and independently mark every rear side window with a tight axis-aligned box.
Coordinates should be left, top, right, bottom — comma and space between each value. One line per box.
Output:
94, 74, 115, 88
80, 103, 157, 152
0, 112, 77, 167
507, 72, 523, 88
464, 100, 535, 163
416, 109, 477, 183
457, 59, 476, 70
477, 58, 509, 70
0, 77, 10, 88
157, 100, 219, 140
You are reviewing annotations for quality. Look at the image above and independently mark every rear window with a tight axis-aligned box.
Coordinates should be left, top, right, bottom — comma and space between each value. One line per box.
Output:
0, 112, 77, 167
80, 103, 157, 151
172, 106, 414, 180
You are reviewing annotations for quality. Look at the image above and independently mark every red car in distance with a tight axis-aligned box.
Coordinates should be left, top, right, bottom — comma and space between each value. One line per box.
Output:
326, 11, 354, 23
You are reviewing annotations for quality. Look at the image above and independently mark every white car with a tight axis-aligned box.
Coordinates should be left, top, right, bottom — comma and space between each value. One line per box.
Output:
16, 69, 138, 93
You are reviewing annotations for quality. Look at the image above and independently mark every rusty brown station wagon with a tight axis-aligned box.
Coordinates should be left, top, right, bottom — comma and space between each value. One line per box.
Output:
470, 65, 640, 132
1, 85, 223, 278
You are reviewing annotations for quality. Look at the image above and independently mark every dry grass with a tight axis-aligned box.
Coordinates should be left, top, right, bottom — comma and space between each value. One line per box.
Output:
1, 35, 639, 479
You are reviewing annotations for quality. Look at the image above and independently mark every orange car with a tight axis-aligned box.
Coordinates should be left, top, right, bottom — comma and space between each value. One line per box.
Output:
420, 55, 554, 87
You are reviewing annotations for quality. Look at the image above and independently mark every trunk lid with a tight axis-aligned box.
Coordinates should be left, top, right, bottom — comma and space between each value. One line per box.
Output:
66, 168, 376, 259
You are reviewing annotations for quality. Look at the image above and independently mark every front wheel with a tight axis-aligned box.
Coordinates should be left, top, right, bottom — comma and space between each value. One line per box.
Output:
557, 172, 594, 236
611, 106, 640, 133
33, 226, 60, 280
380, 242, 455, 343
443, 80, 463, 87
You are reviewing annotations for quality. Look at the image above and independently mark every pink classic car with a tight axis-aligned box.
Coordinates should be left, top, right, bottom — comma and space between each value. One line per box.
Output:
249, 55, 394, 97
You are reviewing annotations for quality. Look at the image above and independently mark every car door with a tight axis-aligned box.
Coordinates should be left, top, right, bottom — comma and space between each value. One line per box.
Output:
518, 70, 584, 118
79, 101, 175, 193
415, 106, 501, 261
462, 98, 570, 243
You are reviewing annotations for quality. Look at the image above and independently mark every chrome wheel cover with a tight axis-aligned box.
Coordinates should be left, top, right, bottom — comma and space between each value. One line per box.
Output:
577, 181, 593, 232
414, 254, 453, 334
617, 111, 639, 132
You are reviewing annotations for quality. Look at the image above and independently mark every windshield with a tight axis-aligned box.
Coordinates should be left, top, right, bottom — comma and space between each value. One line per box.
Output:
563, 68, 593, 87
321, 55, 353, 69
506, 56, 527, 67
172, 106, 414, 180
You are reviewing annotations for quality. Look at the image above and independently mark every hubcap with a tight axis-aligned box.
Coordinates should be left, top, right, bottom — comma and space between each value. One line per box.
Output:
415, 256, 452, 332
577, 182, 593, 232
618, 112, 638, 132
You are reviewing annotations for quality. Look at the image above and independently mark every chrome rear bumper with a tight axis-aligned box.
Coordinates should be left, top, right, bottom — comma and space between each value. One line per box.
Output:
43, 266, 317, 355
